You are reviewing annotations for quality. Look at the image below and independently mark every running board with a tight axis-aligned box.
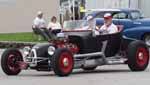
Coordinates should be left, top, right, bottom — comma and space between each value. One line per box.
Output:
106, 58, 127, 65
74, 57, 127, 69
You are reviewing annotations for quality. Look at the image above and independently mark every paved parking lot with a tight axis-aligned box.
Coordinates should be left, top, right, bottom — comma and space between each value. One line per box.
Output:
0, 49, 150, 85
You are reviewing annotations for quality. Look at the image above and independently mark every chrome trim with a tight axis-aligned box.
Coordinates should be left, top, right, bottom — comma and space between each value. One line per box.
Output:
123, 35, 138, 41
24, 49, 49, 67
74, 52, 104, 58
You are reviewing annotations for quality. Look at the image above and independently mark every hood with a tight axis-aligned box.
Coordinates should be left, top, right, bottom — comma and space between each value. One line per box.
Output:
32, 43, 54, 57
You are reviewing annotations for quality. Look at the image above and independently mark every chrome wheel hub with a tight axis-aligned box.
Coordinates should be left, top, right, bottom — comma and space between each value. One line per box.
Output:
138, 52, 144, 60
63, 58, 69, 67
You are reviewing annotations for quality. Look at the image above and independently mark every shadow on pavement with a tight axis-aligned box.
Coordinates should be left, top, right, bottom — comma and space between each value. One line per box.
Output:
17, 69, 134, 77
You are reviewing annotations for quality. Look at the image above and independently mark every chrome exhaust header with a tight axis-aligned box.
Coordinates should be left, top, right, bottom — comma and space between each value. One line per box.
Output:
74, 52, 104, 58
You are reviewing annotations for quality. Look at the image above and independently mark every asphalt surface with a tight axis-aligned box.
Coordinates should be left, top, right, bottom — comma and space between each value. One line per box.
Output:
0, 49, 150, 85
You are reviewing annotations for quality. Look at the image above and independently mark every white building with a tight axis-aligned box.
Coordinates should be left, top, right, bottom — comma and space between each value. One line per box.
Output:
0, 0, 59, 33
139, 0, 150, 18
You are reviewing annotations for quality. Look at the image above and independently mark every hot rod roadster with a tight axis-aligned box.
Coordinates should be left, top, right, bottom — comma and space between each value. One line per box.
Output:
1, 20, 149, 77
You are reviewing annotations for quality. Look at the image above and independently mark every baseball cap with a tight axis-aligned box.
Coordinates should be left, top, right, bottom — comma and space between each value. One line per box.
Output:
104, 13, 112, 19
37, 11, 43, 15
87, 15, 93, 21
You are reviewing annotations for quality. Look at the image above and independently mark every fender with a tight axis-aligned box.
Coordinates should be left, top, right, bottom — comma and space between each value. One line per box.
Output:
123, 26, 150, 40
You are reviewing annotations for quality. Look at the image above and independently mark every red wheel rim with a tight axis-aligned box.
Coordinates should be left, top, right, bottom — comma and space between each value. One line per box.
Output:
7, 53, 21, 72
59, 52, 73, 73
136, 48, 147, 67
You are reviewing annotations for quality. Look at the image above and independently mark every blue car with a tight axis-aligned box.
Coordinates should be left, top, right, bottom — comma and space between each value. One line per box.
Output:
84, 8, 150, 46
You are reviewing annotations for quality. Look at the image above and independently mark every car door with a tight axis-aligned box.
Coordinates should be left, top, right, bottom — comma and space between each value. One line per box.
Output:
130, 11, 143, 27
130, 10, 150, 27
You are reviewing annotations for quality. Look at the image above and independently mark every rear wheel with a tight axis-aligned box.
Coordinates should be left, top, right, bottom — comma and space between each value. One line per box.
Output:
127, 41, 149, 71
1, 48, 23, 75
52, 48, 74, 77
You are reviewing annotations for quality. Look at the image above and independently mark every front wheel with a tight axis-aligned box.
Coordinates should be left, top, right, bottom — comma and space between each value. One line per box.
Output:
127, 41, 149, 71
1, 48, 23, 75
51, 48, 74, 77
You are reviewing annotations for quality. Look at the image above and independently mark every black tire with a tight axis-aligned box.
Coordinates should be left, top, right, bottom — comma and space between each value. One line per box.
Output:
51, 48, 74, 77
143, 33, 150, 46
127, 41, 149, 71
1, 48, 23, 75
82, 66, 97, 71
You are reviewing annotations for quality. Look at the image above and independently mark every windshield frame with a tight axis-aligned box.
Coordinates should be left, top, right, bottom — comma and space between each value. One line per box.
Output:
63, 20, 95, 31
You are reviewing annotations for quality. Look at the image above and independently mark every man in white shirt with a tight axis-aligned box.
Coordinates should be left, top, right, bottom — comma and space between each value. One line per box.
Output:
86, 16, 95, 30
99, 13, 118, 34
33, 11, 51, 40
33, 11, 46, 28
81, 15, 96, 30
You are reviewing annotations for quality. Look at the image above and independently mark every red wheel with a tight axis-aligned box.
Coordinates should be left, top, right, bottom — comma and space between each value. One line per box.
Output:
136, 48, 147, 67
52, 48, 74, 77
7, 54, 20, 73
1, 48, 23, 75
127, 41, 149, 71
59, 52, 73, 74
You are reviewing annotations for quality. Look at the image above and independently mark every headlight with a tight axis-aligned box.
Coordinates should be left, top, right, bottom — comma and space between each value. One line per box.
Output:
48, 46, 56, 55
23, 46, 31, 56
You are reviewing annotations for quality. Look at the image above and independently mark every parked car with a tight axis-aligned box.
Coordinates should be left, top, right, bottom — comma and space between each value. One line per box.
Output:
1, 20, 149, 77
84, 8, 150, 46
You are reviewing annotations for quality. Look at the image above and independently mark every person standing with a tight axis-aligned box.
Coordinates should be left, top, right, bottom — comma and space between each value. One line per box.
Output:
47, 16, 62, 35
71, 1, 80, 20
33, 11, 51, 40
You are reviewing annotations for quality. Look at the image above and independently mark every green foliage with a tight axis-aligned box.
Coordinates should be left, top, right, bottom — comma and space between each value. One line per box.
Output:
0, 32, 46, 42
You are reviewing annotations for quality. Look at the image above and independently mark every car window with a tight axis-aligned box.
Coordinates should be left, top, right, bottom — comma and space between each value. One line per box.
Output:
130, 11, 141, 19
94, 12, 128, 19
113, 12, 128, 19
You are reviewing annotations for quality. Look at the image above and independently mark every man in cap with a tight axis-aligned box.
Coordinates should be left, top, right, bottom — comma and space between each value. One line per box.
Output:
86, 15, 95, 29
81, 15, 94, 30
99, 13, 118, 34
84, 15, 102, 35
33, 11, 46, 28
33, 11, 51, 41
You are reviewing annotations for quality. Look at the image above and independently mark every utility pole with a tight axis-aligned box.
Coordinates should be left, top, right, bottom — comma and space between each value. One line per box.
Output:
129, 0, 131, 8
68, 0, 71, 20
72, 0, 75, 20
68, 0, 75, 20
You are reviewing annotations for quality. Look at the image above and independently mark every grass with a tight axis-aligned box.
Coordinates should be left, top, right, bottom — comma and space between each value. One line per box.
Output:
0, 32, 46, 42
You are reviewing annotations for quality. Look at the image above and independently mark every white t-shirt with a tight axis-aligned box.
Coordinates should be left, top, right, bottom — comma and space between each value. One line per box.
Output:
33, 17, 46, 28
99, 23, 118, 34
47, 22, 61, 30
